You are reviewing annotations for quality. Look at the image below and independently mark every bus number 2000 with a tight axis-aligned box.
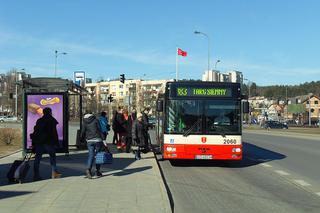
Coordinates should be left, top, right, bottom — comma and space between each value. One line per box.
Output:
223, 139, 237, 144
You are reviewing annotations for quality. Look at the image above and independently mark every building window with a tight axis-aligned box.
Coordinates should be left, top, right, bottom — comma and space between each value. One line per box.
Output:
315, 100, 318, 105
112, 92, 116, 96
119, 85, 123, 89
120, 92, 123, 96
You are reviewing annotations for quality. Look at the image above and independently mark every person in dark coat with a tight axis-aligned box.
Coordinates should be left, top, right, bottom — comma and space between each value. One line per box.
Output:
31, 107, 61, 181
141, 107, 151, 152
111, 110, 119, 145
132, 113, 148, 160
116, 107, 126, 151
81, 112, 105, 179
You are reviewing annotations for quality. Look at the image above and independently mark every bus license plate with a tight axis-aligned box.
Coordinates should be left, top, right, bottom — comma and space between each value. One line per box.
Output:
195, 155, 212, 159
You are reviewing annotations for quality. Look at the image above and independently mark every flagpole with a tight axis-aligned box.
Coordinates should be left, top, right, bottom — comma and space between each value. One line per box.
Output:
176, 47, 179, 80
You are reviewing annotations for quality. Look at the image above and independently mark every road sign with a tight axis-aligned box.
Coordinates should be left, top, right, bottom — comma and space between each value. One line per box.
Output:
74, 71, 85, 87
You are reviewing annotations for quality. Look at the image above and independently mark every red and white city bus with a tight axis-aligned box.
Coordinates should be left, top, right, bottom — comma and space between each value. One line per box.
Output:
155, 81, 249, 160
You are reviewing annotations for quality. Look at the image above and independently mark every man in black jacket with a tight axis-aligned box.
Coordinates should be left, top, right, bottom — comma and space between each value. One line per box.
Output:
31, 107, 61, 181
141, 107, 151, 152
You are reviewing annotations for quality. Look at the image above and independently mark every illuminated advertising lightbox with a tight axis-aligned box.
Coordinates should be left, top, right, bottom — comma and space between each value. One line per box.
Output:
24, 93, 68, 153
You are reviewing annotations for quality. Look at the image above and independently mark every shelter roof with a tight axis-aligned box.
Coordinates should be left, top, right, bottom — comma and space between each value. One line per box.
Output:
22, 77, 88, 95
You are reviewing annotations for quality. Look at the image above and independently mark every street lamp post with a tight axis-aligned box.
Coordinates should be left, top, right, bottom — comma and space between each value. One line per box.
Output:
308, 93, 312, 127
15, 75, 17, 117
194, 31, 211, 71
244, 78, 252, 123
54, 50, 67, 77
215, 59, 221, 70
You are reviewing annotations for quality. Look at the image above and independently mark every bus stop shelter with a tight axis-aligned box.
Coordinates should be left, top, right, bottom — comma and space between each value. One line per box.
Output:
21, 77, 88, 154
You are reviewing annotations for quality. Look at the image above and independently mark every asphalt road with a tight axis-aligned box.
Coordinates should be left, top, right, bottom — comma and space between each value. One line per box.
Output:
156, 130, 320, 213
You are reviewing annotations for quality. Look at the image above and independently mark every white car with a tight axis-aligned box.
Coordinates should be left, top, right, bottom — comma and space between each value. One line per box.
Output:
0, 116, 18, 122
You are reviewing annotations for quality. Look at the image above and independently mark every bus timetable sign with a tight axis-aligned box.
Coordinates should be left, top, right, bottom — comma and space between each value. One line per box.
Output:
176, 87, 232, 97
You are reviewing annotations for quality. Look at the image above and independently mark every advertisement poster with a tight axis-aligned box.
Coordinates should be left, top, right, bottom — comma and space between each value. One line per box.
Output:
25, 93, 67, 153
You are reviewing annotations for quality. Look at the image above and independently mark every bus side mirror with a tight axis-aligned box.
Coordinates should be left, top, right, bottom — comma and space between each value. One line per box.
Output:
243, 101, 249, 113
156, 100, 163, 112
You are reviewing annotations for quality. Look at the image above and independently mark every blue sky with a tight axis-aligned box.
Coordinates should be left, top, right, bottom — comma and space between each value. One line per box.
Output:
0, 0, 319, 86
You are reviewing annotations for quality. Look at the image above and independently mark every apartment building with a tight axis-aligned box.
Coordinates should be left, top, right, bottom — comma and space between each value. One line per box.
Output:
0, 71, 31, 115
202, 70, 243, 83
85, 79, 168, 114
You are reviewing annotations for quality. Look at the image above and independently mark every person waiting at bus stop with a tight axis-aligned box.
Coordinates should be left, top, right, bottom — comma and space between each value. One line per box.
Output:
30, 107, 61, 181
99, 111, 110, 140
81, 111, 105, 179
141, 107, 151, 152
132, 113, 148, 160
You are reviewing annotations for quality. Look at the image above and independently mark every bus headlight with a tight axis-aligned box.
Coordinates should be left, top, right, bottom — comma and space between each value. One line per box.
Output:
232, 148, 241, 152
166, 147, 176, 152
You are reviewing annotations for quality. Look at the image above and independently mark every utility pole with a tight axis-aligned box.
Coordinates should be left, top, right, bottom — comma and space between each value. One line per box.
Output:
285, 86, 288, 120
15, 71, 18, 117
309, 95, 311, 126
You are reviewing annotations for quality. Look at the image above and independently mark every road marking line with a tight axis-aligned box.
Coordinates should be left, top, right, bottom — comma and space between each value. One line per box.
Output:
294, 180, 311, 187
261, 163, 272, 168
275, 170, 290, 176
316, 192, 320, 197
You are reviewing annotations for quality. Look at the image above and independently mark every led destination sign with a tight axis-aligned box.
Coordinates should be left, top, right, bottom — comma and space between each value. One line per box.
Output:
176, 87, 232, 97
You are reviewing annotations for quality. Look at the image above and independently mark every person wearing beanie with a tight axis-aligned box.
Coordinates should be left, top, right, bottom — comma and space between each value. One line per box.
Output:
132, 112, 148, 160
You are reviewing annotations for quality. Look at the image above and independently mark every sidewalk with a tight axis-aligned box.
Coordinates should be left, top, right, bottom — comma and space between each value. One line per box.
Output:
0, 144, 171, 213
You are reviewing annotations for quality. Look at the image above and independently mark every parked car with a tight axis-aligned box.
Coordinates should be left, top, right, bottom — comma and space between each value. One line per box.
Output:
0, 116, 18, 123
264, 121, 288, 129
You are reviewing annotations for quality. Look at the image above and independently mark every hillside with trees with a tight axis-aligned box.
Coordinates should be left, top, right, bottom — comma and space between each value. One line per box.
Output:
243, 81, 320, 99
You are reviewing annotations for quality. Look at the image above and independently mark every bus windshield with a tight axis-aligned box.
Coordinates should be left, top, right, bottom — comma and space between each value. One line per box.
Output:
166, 99, 241, 134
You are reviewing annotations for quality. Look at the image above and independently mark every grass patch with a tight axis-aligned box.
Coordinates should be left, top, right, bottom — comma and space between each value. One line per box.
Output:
0, 128, 22, 157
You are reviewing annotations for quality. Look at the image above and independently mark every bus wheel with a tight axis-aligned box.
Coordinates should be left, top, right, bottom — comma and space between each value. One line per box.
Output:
157, 153, 164, 161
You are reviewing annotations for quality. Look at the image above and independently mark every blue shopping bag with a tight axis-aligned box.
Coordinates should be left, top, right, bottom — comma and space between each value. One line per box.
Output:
96, 152, 113, 164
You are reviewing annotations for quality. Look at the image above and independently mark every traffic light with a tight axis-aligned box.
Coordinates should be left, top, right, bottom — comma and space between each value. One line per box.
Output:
120, 74, 125, 84
108, 94, 113, 103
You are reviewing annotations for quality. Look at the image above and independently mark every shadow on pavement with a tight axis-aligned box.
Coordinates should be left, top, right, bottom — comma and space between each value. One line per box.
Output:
111, 166, 152, 176
0, 190, 34, 200
0, 144, 152, 186
169, 142, 286, 167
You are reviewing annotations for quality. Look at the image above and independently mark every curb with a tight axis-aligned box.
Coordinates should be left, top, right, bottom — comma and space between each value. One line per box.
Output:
152, 152, 173, 213
0, 149, 22, 159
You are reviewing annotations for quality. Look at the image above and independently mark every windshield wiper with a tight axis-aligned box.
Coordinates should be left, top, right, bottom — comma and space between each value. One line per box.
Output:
214, 125, 230, 138
183, 118, 201, 137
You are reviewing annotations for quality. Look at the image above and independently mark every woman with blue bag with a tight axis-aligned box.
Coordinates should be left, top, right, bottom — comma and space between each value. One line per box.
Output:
81, 112, 105, 179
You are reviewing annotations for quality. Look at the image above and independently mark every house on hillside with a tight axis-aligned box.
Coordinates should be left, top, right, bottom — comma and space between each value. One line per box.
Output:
285, 94, 320, 125
267, 103, 284, 121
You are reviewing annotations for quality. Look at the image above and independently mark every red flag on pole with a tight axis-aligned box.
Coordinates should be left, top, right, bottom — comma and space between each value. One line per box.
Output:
177, 48, 187, 57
